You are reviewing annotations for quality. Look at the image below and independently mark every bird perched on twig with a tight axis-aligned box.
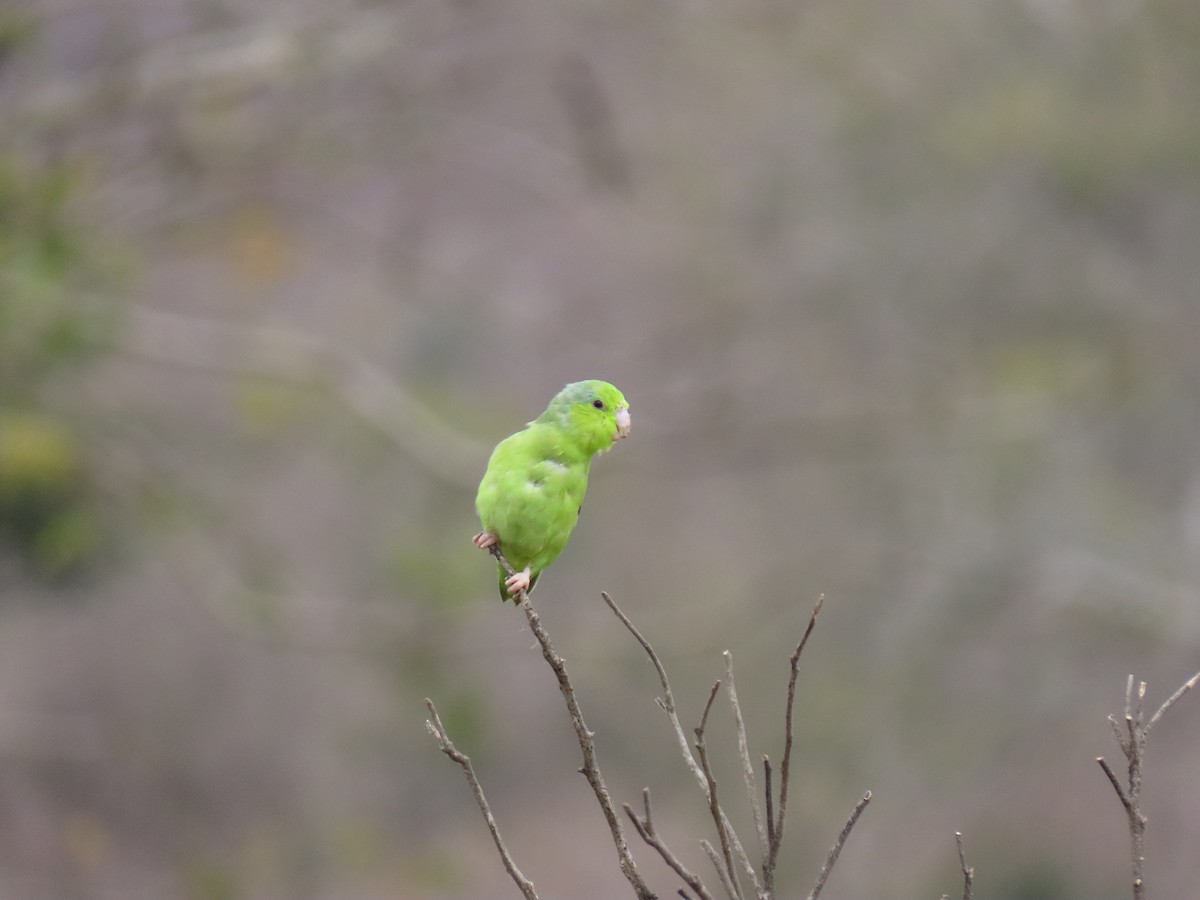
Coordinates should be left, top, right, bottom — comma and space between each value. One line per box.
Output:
473, 380, 631, 601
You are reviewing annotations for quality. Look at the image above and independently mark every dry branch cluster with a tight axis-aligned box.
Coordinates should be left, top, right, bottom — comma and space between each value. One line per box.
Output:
1096, 672, 1200, 900
426, 546, 868, 900
427, 546, 1199, 899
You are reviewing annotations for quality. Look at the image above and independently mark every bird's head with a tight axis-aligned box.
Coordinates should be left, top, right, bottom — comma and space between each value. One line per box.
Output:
538, 380, 631, 454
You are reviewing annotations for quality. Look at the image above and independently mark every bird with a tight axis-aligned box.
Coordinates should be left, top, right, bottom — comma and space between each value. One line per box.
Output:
473, 380, 631, 601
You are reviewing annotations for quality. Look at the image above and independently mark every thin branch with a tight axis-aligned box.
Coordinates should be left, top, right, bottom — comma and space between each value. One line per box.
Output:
954, 831, 974, 900
701, 840, 739, 900
424, 699, 539, 900
625, 789, 715, 900
1097, 757, 1132, 813
724, 651, 769, 859
602, 590, 674, 709
506, 577, 654, 899
765, 593, 825, 891
763, 756, 775, 851
695, 681, 742, 900
603, 591, 763, 896
1108, 714, 1130, 756
805, 790, 872, 900
1124, 713, 1139, 775
1146, 669, 1200, 736
474, 553, 651, 895
1096, 671, 1200, 900
696, 681, 722, 752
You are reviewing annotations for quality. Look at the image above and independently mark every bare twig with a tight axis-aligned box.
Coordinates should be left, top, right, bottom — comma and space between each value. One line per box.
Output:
520, 594, 654, 898
603, 589, 861, 900
725, 651, 769, 858
466, 550, 653, 898
454, 548, 863, 900
1097, 670, 1200, 900
1108, 713, 1130, 755
424, 699, 539, 900
954, 831, 974, 900
694, 680, 720, 743
695, 681, 742, 900
701, 840, 739, 900
765, 593, 825, 891
625, 788, 715, 900
603, 592, 763, 896
805, 791, 872, 900
1146, 670, 1200, 736
1097, 757, 1131, 812
763, 756, 775, 851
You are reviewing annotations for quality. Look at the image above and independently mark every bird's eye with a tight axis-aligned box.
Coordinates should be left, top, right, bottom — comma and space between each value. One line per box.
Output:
592, 399, 605, 410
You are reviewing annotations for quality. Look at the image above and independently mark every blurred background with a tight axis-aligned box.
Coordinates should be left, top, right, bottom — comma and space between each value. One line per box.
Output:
2, 0, 1200, 898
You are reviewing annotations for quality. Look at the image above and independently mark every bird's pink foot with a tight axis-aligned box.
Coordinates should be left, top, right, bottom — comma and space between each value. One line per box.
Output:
504, 567, 533, 596
473, 532, 498, 550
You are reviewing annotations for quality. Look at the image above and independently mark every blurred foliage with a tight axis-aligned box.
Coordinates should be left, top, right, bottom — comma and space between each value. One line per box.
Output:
0, 161, 115, 384
0, 154, 118, 580
383, 524, 481, 612
0, 10, 36, 71
0, 18, 129, 581
182, 856, 239, 900
989, 859, 1104, 900
0, 410, 99, 576
231, 377, 311, 438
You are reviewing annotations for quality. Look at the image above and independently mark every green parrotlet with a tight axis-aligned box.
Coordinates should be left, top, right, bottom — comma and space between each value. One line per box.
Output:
473, 380, 631, 601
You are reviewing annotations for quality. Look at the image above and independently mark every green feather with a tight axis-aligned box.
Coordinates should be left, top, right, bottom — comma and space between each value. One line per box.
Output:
475, 380, 630, 602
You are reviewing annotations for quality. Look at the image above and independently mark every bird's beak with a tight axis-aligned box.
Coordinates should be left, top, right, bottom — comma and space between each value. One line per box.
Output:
615, 407, 632, 440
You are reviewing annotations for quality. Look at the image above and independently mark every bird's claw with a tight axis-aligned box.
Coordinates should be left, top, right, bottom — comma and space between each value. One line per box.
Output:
473, 532, 498, 550
504, 568, 532, 596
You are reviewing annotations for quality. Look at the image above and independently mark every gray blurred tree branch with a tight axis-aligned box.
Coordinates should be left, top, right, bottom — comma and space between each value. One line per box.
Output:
121, 307, 487, 485
1097, 670, 1200, 900
18, 8, 404, 124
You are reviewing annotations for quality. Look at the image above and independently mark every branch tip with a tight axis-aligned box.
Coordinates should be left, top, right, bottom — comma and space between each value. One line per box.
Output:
806, 790, 872, 900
